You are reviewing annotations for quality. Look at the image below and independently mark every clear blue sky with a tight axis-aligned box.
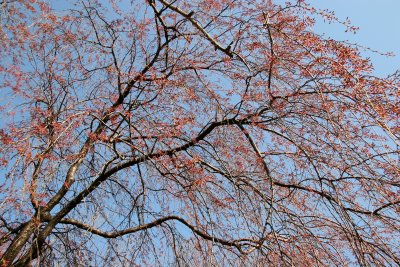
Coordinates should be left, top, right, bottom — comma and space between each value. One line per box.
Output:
308, 0, 400, 76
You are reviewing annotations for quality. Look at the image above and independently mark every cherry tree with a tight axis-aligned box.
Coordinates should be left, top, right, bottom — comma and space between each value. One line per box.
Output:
0, 0, 399, 266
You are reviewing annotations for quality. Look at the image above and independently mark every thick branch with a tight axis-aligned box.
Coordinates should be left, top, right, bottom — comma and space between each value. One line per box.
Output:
157, 0, 234, 57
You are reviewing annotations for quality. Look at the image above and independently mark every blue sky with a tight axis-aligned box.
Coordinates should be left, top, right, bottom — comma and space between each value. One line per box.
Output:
308, 0, 400, 76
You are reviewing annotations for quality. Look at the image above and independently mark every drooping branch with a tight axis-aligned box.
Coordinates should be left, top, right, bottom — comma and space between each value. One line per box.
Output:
57, 216, 290, 255
58, 215, 242, 250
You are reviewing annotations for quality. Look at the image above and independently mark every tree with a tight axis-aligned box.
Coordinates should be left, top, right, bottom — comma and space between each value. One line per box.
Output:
0, 0, 399, 266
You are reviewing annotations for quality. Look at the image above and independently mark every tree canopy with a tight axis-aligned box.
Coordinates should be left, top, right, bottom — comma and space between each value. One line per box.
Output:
0, 0, 399, 266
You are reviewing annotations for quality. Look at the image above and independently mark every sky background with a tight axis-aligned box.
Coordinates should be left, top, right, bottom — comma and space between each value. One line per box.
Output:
308, 0, 400, 77
0, 1, 398, 265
